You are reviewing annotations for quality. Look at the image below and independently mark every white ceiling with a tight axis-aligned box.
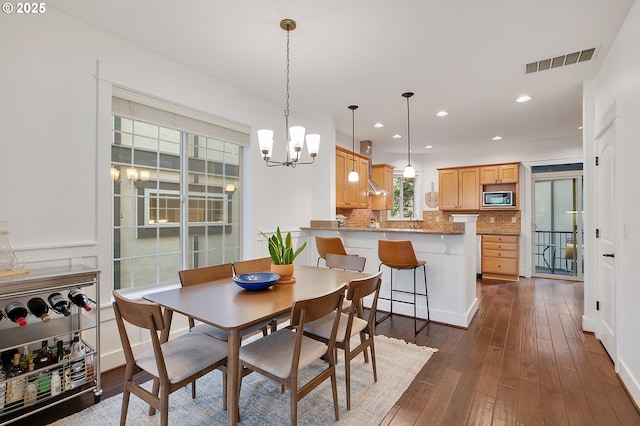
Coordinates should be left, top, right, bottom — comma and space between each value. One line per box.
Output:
50, 0, 634, 155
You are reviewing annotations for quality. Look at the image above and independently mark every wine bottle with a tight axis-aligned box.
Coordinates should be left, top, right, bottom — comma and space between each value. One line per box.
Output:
4, 301, 28, 326
5, 353, 25, 405
27, 297, 51, 322
48, 293, 71, 316
68, 288, 93, 312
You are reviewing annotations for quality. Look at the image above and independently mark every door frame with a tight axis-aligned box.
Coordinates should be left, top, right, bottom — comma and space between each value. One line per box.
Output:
531, 170, 584, 281
593, 102, 619, 363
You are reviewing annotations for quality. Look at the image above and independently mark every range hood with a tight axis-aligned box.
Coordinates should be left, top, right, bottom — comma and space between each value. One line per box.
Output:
360, 140, 388, 195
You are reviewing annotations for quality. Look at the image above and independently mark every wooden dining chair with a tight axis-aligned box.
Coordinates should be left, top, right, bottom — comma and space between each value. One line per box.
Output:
231, 256, 273, 275
315, 236, 347, 267
304, 271, 383, 410
238, 285, 346, 425
179, 263, 268, 401
112, 291, 228, 426
325, 253, 366, 272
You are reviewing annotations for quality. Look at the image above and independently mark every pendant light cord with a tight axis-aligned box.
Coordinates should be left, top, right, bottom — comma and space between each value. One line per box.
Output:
406, 94, 411, 166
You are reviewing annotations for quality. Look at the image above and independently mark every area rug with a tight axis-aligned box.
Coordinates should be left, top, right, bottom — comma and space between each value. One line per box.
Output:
51, 335, 437, 425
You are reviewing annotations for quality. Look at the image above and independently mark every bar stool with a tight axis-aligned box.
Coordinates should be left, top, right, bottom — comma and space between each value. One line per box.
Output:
315, 236, 347, 267
375, 239, 429, 334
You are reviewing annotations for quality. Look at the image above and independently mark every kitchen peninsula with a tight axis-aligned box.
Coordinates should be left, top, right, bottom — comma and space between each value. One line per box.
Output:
300, 214, 478, 328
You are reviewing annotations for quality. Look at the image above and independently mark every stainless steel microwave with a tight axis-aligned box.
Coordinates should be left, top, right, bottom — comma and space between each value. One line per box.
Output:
482, 191, 513, 207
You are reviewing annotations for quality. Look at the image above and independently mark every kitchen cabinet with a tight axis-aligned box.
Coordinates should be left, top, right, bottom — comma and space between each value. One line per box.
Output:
438, 167, 480, 210
482, 234, 519, 281
0, 266, 102, 424
336, 146, 369, 209
370, 164, 394, 210
480, 163, 519, 184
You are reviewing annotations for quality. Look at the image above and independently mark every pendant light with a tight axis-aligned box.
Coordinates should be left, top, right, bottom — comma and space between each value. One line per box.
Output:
257, 19, 320, 168
402, 92, 416, 178
347, 105, 359, 182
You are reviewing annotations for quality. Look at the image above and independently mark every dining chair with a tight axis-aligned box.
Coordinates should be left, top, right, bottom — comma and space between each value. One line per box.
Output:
238, 285, 346, 425
377, 239, 429, 334
232, 256, 273, 275
315, 236, 347, 267
325, 253, 366, 272
303, 271, 382, 410
112, 291, 228, 426
325, 253, 367, 313
179, 263, 269, 401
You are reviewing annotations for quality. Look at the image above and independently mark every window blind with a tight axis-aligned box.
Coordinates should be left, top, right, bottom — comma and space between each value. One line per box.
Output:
112, 87, 250, 146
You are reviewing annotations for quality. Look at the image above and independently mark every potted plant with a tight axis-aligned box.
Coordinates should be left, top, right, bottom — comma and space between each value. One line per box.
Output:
259, 227, 306, 283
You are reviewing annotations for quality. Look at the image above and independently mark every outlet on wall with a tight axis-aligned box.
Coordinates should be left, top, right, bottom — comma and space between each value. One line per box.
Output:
512, 216, 517, 223
435, 216, 440, 222
490, 217, 495, 223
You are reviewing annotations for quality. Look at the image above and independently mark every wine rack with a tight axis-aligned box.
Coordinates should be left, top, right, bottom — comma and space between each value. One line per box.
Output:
0, 266, 101, 425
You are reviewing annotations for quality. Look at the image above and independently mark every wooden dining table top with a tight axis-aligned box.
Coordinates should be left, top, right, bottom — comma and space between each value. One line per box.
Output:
144, 264, 368, 332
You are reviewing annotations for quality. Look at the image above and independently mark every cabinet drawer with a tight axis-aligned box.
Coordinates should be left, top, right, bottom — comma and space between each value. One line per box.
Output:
482, 249, 518, 259
483, 235, 518, 244
483, 242, 518, 252
482, 257, 518, 275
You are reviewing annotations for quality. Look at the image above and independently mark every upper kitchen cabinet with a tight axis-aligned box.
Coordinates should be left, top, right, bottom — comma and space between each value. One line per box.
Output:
480, 163, 519, 184
336, 146, 369, 209
370, 164, 394, 210
438, 166, 480, 210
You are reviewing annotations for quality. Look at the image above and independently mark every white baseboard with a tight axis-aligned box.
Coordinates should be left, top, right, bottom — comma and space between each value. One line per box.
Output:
618, 358, 640, 408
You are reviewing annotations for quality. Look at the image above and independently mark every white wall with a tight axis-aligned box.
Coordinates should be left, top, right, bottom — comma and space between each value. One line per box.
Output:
588, 0, 640, 405
0, 9, 333, 370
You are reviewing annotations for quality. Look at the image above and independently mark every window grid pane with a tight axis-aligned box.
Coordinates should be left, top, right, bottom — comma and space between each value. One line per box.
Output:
112, 114, 241, 291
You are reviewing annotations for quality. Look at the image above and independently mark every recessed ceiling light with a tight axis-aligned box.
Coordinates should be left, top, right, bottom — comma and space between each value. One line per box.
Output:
436, 111, 448, 117
516, 95, 532, 103
392, 134, 401, 139
492, 136, 503, 141
425, 145, 433, 149
374, 122, 383, 128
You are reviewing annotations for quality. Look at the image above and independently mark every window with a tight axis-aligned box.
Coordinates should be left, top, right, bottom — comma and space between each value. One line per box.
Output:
111, 114, 242, 291
390, 174, 415, 220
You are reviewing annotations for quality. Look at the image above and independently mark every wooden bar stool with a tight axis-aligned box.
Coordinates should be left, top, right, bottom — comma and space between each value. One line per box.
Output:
376, 239, 429, 334
315, 236, 347, 267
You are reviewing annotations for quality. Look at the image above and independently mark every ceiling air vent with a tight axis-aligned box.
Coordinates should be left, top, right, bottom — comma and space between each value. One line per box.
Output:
525, 48, 596, 74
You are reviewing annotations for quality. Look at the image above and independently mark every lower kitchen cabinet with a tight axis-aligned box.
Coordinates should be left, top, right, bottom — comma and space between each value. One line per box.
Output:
481, 234, 519, 281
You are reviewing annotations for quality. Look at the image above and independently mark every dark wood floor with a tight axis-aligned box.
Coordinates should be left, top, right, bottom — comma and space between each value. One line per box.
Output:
8, 276, 640, 425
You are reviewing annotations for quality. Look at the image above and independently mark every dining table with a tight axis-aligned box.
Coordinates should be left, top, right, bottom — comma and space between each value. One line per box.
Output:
143, 264, 369, 426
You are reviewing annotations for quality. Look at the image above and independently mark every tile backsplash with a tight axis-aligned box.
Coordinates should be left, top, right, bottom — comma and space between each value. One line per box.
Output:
335, 208, 520, 234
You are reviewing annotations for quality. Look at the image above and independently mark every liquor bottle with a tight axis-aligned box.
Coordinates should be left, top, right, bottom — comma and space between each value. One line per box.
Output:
70, 334, 86, 386
4, 301, 28, 326
27, 297, 51, 322
50, 370, 62, 396
19, 346, 29, 371
68, 288, 93, 312
48, 293, 71, 317
5, 353, 25, 405
56, 339, 65, 363
36, 340, 53, 369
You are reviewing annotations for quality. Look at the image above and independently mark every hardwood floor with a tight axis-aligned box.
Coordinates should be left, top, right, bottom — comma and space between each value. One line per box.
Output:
7, 276, 640, 425
379, 277, 640, 426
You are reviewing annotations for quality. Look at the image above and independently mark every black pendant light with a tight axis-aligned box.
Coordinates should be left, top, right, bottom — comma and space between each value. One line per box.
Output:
348, 105, 359, 182
402, 92, 416, 178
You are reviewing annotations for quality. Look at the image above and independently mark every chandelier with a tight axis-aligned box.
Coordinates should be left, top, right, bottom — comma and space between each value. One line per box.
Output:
258, 19, 320, 168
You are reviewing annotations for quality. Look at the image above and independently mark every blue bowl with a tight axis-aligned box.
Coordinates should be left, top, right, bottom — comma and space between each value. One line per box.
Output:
232, 272, 280, 291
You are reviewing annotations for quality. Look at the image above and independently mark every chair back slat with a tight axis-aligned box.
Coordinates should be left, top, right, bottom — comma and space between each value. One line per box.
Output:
112, 290, 165, 331
232, 257, 273, 275
291, 285, 345, 326
179, 263, 233, 287
345, 271, 382, 302
325, 253, 366, 272
378, 240, 419, 269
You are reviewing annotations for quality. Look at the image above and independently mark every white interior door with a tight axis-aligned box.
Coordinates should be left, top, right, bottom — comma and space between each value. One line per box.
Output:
595, 114, 617, 359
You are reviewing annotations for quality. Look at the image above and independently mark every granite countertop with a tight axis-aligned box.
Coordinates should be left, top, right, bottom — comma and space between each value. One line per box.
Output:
301, 227, 464, 235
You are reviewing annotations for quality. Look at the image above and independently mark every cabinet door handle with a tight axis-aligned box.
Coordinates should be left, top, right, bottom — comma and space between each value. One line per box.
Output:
603, 253, 615, 258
